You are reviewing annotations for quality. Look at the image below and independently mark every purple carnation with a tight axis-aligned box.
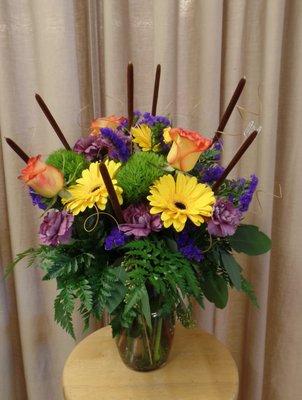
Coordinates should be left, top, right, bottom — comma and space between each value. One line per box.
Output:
119, 203, 162, 238
29, 188, 47, 210
176, 229, 204, 262
73, 135, 102, 161
207, 199, 242, 237
104, 227, 126, 250
39, 210, 74, 246
200, 165, 225, 184
73, 128, 131, 162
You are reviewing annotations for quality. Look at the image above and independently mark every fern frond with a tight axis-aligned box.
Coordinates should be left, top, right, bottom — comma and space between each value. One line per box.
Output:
241, 277, 259, 307
54, 286, 75, 339
4, 247, 37, 277
76, 278, 93, 312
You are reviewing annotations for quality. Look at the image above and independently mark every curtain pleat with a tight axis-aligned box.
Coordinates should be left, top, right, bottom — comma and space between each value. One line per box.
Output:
0, 1, 301, 399
262, 1, 302, 398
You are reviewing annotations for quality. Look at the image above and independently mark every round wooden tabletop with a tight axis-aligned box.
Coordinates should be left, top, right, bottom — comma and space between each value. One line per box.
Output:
63, 325, 239, 400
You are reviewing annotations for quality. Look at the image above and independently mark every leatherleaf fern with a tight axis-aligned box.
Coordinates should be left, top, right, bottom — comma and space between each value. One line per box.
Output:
6, 232, 259, 338
8, 236, 206, 338
8, 241, 126, 339
110, 237, 204, 336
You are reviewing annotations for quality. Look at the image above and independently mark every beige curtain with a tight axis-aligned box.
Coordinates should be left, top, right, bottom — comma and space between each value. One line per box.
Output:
0, 0, 301, 399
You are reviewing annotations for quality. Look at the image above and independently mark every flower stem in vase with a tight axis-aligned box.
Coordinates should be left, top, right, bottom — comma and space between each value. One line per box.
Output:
152, 318, 158, 349
140, 316, 153, 366
126, 335, 133, 361
117, 330, 127, 352
153, 317, 163, 363
130, 337, 142, 364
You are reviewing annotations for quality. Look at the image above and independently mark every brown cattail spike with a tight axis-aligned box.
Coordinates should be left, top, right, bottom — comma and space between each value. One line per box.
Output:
213, 77, 247, 143
212, 129, 258, 193
5, 137, 30, 163
151, 64, 161, 116
99, 162, 124, 224
127, 63, 134, 129
35, 94, 71, 150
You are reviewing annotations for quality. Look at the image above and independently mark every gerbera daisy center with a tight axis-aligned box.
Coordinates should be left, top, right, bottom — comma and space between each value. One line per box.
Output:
91, 184, 102, 192
175, 201, 186, 210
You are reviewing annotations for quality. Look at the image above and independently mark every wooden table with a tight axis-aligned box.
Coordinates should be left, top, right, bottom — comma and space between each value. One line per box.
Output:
63, 325, 239, 400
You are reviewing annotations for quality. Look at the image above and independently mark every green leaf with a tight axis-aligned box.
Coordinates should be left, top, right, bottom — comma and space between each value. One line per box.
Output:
140, 285, 151, 329
76, 278, 93, 311
112, 265, 127, 283
229, 224, 271, 255
105, 284, 126, 314
124, 286, 145, 315
4, 248, 37, 278
176, 301, 196, 328
121, 237, 207, 328
54, 287, 75, 339
220, 251, 242, 290
241, 276, 259, 307
110, 315, 122, 338
104, 266, 127, 314
164, 237, 178, 251
78, 304, 90, 333
203, 273, 228, 309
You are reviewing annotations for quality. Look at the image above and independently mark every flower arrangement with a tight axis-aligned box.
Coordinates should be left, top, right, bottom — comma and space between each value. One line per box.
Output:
6, 64, 271, 371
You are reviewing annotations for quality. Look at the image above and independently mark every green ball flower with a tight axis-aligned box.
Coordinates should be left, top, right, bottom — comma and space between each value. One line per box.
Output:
46, 149, 88, 185
117, 151, 166, 203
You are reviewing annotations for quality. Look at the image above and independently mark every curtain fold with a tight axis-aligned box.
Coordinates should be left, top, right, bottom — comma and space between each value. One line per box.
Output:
262, 0, 302, 398
0, 1, 301, 399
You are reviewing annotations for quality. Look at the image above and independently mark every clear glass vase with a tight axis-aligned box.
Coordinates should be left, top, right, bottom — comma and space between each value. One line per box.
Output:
115, 312, 175, 371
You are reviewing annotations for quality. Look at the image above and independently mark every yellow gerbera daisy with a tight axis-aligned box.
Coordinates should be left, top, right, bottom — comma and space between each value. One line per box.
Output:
62, 160, 123, 215
131, 124, 158, 151
147, 173, 215, 232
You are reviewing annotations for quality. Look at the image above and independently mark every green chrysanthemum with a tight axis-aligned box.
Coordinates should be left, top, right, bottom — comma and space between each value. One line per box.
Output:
46, 149, 88, 185
116, 151, 166, 203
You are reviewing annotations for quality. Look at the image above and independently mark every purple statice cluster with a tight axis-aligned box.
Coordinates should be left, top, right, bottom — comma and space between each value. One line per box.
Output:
29, 188, 47, 210
212, 140, 223, 161
227, 178, 246, 205
104, 227, 126, 250
134, 111, 171, 127
199, 164, 225, 184
39, 210, 74, 246
73, 128, 131, 163
238, 174, 258, 212
227, 174, 258, 213
176, 228, 203, 262
207, 198, 242, 237
100, 128, 131, 162
119, 203, 162, 238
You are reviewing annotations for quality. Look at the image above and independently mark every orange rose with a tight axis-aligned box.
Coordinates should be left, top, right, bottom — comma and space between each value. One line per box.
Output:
167, 128, 212, 172
19, 155, 64, 198
90, 115, 126, 135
